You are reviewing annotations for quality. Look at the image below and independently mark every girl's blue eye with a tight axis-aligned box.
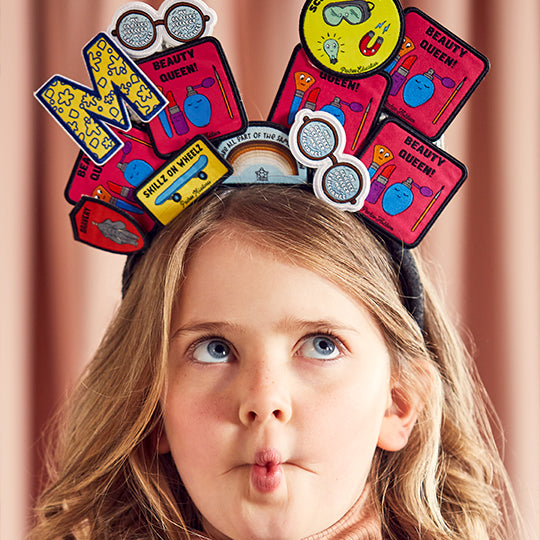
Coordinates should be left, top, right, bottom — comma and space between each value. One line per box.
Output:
299, 335, 340, 360
192, 339, 231, 363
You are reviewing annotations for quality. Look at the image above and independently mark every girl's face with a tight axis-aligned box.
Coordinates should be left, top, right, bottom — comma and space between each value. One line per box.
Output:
161, 230, 394, 540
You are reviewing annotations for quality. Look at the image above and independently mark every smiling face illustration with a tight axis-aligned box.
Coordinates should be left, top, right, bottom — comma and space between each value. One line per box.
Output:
124, 159, 154, 187
184, 90, 212, 127
402, 73, 435, 108
373, 144, 393, 166
294, 71, 316, 92
382, 182, 414, 215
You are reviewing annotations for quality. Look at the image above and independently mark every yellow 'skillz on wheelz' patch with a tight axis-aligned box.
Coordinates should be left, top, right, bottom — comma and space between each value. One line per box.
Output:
135, 136, 232, 225
300, 0, 404, 77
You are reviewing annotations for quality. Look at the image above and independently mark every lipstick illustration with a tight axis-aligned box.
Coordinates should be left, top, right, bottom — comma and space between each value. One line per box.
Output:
385, 36, 415, 73
389, 55, 417, 96
366, 164, 395, 204
166, 91, 189, 136
107, 181, 137, 203
303, 87, 320, 111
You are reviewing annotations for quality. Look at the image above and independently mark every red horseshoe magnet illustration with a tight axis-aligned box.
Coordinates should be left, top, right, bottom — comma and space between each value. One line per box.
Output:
359, 31, 383, 56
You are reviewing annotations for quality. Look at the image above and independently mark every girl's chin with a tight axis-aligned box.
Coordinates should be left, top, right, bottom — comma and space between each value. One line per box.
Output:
202, 517, 317, 540
200, 495, 335, 540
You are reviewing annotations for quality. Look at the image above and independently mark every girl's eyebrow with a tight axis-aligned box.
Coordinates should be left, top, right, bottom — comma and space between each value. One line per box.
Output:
171, 318, 360, 341
170, 321, 246, 340
275, 317, 360, 335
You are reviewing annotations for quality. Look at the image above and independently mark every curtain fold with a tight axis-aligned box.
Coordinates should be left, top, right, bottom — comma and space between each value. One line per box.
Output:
1, 0, 538, 537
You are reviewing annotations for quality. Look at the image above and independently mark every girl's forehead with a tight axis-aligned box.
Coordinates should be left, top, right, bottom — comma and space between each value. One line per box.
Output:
173, 231, 384, 338
188, 221, 294, 265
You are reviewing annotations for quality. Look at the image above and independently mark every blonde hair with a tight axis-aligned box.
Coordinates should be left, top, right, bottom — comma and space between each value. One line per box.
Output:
30, 185, 519, 539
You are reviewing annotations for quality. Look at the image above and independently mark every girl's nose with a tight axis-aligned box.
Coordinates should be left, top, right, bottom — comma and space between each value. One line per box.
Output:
237, 360, 293, 427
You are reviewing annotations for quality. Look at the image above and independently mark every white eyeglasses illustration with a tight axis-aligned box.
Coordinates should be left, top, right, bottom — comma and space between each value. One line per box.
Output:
108, 0, 217, 58
289, 110, 370, 212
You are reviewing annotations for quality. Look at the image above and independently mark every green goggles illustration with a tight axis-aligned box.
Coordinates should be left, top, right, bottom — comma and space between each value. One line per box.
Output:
322, 1, 374, 26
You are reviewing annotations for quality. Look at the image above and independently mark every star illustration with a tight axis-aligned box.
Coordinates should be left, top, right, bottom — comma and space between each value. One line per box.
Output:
255, 167, 269, 182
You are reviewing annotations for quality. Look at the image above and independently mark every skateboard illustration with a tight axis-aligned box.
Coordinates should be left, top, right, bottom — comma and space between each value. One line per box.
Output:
155, 155, 209, 205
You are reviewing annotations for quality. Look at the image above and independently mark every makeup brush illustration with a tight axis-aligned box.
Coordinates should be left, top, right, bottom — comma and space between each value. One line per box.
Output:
433, 77, 467, 124
352, 97, 372, 151
213, 65, 233, 119
412, 186, 444, 231
288, 71, 316, 125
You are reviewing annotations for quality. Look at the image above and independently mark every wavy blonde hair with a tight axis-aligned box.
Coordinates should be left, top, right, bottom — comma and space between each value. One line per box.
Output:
30, 185, 519, 539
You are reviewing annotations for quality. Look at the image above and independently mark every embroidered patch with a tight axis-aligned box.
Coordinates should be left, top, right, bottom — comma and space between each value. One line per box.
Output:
289, 110, 370, 211
299, 0, 404, 77
65, 125, 165, 233
70, 197, 147, 253
35, 33, 166, 165
108, 0, 217, 58
136, 38, 248, 157
384, 8, 490, 140
136, 136, 232, 224
268, 45, 390, 154
357, 119, 467, 246
217, 122, 309, 185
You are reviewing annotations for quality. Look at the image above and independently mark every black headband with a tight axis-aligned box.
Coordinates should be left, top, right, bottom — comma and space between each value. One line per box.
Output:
381, 236, 425, 330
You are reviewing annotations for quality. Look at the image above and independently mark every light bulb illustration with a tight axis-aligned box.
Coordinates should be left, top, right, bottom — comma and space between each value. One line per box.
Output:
323, 38, 340, 64
382, 177, 414, 215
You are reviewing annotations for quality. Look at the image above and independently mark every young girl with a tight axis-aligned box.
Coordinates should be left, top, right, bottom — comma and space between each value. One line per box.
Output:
30, 184, 519, 539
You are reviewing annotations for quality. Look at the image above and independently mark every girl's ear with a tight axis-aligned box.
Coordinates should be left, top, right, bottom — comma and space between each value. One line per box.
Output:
377, 362, 432, 452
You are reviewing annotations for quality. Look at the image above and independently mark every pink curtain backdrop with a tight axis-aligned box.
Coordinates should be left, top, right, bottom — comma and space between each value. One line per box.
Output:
1, 0, 538, 537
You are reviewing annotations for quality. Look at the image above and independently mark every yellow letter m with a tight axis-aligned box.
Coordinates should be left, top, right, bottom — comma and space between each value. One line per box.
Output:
35, 32, 166, 165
